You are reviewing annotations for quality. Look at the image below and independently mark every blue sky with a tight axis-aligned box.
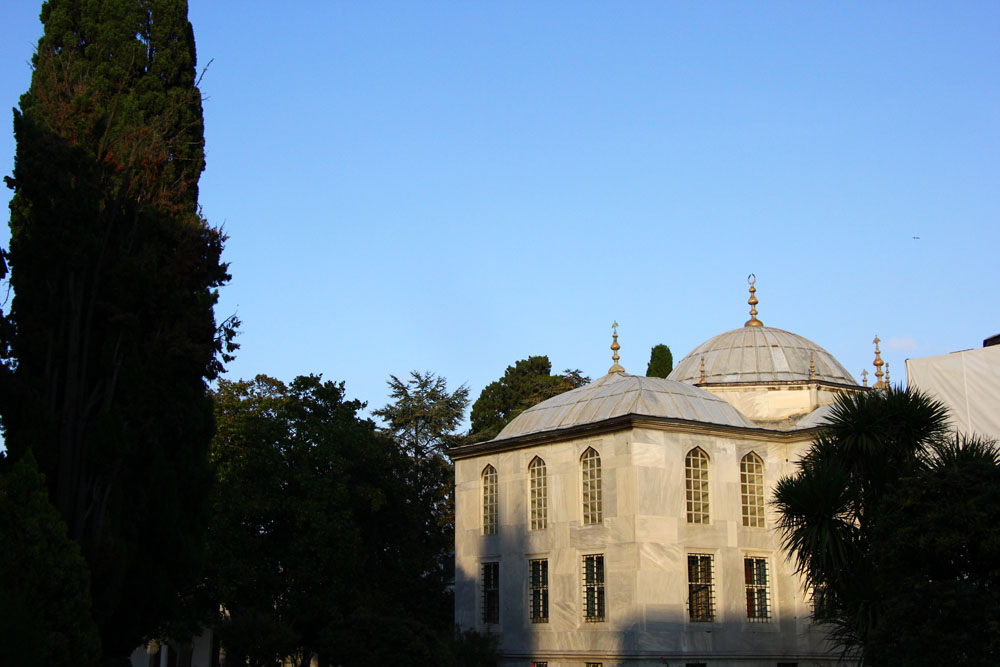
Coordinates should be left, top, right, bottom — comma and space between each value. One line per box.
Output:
2, 2, 998, 425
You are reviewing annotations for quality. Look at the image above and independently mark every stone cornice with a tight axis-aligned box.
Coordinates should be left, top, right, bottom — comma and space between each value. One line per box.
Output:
699, 378, 861, 391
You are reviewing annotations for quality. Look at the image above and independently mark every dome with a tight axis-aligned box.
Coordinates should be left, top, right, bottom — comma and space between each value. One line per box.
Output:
495, 372, 757, 441
796, 402, 836, 429
669, 325, 857, 386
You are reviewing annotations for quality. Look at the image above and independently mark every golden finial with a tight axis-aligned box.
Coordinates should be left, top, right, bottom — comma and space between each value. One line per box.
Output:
885, 362, 890, 386
861, 369, 868, 387
745, 274, 763, 327
699, 357, 706, 383
809, 351, 817, 380
609, 321, 625, 374
872, 335, 886, 389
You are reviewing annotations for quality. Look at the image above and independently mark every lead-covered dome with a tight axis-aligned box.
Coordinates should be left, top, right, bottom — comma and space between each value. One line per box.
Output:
495, 372, 756, 441
668, 325, 857, 386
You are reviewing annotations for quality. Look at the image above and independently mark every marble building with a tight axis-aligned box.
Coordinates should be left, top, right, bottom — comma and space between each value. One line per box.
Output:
449, 278, 864, 667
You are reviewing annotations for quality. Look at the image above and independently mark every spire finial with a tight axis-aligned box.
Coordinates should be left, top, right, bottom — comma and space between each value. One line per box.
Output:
862, 369, 868, 387
609, 321, 625, 374
699, 357, 706, 383
809, 351, 817, 380
872, 335, 886, 389
745, 273, 763, 327
885, 362, 890, 386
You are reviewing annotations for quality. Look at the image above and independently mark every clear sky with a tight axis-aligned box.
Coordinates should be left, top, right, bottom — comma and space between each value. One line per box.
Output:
2, 2, 998, 426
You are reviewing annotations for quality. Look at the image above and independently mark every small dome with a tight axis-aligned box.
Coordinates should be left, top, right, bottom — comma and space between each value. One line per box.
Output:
796, 402, 836, 429
495, 372, 756, 441
669, 326, 857, 386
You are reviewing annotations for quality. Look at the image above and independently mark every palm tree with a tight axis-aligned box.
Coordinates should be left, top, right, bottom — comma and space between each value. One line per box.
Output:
773, 386, 950, 663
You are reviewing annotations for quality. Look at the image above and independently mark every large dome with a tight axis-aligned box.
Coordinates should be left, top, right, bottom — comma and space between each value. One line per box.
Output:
495, 372, 756, 441
669, 325, 857, 386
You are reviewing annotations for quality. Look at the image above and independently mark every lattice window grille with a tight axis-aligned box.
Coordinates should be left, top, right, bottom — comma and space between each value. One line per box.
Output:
581, 448, 603, 525
685, 448, 710, 524
529, 457, 547, 531
741, 452, 765, 527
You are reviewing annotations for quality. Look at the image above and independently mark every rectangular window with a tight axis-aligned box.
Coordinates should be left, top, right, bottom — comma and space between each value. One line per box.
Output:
744, 557, 770, 621
687, 554, 715, 622
811, 585, 835, 620
529, 559, 549, 623
583, 554, 606, 622
481, 562, 499, 624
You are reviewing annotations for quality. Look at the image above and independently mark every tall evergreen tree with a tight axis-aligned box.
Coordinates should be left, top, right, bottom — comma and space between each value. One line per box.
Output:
372, 371, 470, 459
1, 0, 235, 660
645, 343, 673, 378
468, 356, 590, 443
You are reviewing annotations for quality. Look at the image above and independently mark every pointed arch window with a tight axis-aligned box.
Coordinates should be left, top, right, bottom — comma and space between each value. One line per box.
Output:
740, 452, 765, 528
685, 447, 710, 524
581, 447, 603, 525
529, 457, 547, 531
482, 464, 498, 535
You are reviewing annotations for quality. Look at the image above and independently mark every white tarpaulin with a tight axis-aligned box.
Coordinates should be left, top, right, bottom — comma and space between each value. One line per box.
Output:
906, 345, 1000, 441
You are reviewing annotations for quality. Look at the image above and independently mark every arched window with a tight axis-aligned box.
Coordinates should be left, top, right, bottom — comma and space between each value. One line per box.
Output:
741, 452, 765, 527
581, 448, 602, 525
528, 457, 547, 531
482, 465, 498, 535
685, 447, 710, 524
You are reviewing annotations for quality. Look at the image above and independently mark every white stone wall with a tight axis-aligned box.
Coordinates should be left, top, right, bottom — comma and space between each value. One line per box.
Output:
454, 425, 838, 666
702, 383, 847, 423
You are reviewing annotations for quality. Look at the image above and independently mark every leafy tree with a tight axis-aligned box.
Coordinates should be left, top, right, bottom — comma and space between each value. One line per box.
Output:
773, 386, 967, 664
866, 435, 1000, 666
468, 356, 590, 443
372, 370, 470, 621
206, 375, 452, 666
449, 626, 500, 666
372, 371, 470, 459
1, 0, 235, 659
0, 452, 100, 666
645, 343, 673, 378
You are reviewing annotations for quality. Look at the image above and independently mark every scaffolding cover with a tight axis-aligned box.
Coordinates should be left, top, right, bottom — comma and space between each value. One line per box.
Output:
906, 345, 1000, 441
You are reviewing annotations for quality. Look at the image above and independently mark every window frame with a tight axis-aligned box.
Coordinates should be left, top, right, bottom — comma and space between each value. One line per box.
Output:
528, 457, 548, 531
529, 558, 549, 624
744, 555, 771, 622
582, 553, 606, 622
740, 451, 766, 528
481, 561, 500, 625
581, 447, 603, 525
685, 447, 710, 524
687, 553, 715, 622
482, 464, 498, 536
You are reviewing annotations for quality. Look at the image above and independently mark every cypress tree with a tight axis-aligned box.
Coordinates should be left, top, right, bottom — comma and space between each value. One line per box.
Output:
646, 344, 673, 378
2, 0, 236, 659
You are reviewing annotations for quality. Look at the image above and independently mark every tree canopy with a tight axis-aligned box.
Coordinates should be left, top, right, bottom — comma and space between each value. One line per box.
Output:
468, 356, 590, 443
774, 386, 1000, 665
1, 0, 235, 659
0, 453, 101, 666
206, 375, 454, 666
645, 343, 673, 378
372, 371, 469, 459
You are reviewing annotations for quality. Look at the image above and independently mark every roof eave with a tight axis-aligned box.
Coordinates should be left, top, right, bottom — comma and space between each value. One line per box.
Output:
447, 413, 823, 460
